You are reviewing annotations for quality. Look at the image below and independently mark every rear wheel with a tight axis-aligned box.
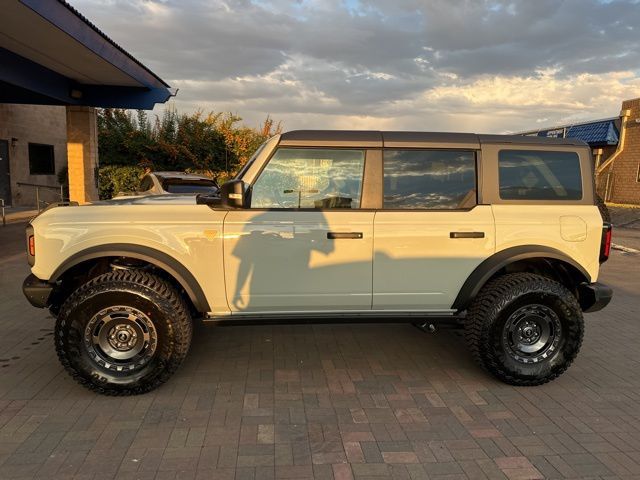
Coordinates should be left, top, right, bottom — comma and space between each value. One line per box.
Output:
55, 270, 192, 395
464, 273, 583, 386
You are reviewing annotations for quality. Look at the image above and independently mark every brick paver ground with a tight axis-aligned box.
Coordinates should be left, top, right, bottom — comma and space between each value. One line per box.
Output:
1, 229, 639, 479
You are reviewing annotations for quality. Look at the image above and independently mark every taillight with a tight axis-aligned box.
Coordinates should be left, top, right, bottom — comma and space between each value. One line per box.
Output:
28, 235, 35, 256
26, 225, 35, 266
600, 223, 612, 263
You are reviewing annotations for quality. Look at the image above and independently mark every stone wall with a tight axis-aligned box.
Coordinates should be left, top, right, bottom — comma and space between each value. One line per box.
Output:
0, 104, 67, 206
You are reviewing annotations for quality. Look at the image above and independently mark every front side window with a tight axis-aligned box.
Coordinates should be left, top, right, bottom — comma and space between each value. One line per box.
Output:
499, 150, 582, 200
251, 148, 365, 209
383, 150, 476, 209
28, 143, 55, 175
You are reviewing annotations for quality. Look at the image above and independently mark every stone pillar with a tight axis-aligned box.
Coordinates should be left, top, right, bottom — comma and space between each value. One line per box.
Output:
66, 106, 99, 203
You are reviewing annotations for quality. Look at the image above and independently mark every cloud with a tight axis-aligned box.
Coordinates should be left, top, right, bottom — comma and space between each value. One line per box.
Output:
72, 0, 640, 133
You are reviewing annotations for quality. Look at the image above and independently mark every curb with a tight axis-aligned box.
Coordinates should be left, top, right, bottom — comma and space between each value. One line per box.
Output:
611, 243, 640, 254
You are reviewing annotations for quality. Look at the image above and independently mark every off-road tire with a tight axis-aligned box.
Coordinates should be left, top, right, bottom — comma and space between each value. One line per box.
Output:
464, 273, 583, 386
55, 270, 192, 395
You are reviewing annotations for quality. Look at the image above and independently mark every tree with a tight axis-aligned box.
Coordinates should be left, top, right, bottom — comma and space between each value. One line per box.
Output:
97, 108, 282, 181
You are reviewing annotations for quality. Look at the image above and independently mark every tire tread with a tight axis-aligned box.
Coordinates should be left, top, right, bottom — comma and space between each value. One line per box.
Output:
55, 269, 192, 396
464, 272, 583, 386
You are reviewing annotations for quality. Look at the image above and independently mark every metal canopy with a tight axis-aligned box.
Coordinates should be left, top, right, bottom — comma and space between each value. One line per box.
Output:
519, 117, 620, 147
0, 0, 173, 109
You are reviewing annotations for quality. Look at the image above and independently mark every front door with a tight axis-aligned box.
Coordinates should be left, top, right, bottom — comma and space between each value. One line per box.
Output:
223, 147, 374, 313
0, 140, 11, 206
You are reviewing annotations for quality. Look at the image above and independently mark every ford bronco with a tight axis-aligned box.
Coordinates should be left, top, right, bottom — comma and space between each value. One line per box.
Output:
23, 130, 613, 395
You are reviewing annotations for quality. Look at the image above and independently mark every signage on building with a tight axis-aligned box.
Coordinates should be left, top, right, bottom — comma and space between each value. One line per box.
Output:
542, 128, 565, 138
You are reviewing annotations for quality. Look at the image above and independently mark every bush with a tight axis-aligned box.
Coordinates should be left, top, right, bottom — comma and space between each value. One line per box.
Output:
98, 165, 143, 200
98, 108, 282, 177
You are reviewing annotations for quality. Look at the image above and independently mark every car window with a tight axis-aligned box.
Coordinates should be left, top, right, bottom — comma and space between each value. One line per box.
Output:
383, 150, 476, 209
499, 150, 582, 200
163, 183, 218, 194
251, 148, 365, 209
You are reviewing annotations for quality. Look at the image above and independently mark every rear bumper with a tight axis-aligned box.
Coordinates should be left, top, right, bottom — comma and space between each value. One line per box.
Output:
579, 282, 613, 313
23, 274, 53, 308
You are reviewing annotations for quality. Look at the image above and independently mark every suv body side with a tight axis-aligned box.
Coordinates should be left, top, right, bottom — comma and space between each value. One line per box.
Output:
25, 131, 604, 318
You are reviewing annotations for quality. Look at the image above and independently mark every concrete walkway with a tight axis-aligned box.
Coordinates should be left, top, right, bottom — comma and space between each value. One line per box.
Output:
1, 207, 38, 225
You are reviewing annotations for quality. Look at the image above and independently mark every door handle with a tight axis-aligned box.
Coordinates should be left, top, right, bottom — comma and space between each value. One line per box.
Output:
450, 232, 485, 239
327, 232, 363, 239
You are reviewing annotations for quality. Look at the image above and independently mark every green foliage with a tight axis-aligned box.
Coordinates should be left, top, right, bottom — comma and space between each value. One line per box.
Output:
98, 165, 143, 200
97, 108, 282, 178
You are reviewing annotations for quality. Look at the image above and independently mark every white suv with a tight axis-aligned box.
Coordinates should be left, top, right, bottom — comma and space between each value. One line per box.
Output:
23, 130, 613, 395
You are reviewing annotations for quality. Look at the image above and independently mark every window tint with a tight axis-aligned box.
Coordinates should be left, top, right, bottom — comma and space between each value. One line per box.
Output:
28, 143, 55, 175
251, 148, 365, 209
499, 150, 582, 200
383, 150, 476, 209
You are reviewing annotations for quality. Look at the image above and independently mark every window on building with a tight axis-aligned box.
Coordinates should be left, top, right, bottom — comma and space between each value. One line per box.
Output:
499, 150, 582, 200
251, 148, 365, 209
383, 150, 476, 209
28, 143, 55, 175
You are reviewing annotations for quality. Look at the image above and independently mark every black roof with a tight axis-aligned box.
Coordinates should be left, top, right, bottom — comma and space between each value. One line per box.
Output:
279, 130, 588, 148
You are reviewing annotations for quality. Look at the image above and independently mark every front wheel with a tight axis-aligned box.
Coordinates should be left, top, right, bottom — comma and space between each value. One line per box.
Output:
464, 273, 583, 386
55, 270, 192, 395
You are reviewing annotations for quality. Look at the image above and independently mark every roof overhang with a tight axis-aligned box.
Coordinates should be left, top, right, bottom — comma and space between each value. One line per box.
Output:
0, 0, 174, 109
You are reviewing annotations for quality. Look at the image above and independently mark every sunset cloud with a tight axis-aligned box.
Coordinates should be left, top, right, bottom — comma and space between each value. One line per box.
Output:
72, 0, 640, 132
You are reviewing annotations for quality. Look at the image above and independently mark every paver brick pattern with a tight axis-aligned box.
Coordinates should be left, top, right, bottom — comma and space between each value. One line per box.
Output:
1, 247, 639, 479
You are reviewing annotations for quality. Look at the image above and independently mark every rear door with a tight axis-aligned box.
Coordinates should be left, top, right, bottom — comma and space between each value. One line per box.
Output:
373, 148, 495, 311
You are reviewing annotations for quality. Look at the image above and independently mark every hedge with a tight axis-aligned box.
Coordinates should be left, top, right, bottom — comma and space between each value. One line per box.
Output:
98, 165, 143, 200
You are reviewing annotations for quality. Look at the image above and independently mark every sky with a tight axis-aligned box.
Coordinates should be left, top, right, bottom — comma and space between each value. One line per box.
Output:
72, 0, 640, 133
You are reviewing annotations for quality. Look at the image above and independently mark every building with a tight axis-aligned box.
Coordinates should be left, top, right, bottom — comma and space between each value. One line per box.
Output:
519, 97, 640, 205
0, 105, 67, 207
1, 0, 174, 208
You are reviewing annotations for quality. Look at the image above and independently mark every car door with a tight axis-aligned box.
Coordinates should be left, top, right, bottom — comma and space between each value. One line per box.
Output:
223, 147, 375, 313
373, 148, 495, 311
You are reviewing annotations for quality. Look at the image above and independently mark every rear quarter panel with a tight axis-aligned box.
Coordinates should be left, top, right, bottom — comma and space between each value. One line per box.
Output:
491, 205, 603, 281
481, 142, 602, 281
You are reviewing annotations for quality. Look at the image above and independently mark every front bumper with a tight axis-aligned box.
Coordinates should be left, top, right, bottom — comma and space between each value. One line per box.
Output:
578, 282, 613, 313
23, 274, 53, 308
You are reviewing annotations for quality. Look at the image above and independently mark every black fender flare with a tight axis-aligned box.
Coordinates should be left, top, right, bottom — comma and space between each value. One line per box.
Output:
50, 243, 210, 313
451, 245, 591, 311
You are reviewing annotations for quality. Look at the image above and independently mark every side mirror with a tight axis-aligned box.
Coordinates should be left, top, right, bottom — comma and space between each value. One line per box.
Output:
219, 180, 248, 208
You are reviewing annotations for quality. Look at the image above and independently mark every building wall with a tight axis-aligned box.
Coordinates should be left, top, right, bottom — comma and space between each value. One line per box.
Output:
608, 98, 640, 205
594, 145, 618, 199
0, 104, 68, 207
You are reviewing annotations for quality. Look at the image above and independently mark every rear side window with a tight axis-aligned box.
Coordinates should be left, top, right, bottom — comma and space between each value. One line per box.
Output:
383, 150, 476, 209
499, 150, 582, 200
